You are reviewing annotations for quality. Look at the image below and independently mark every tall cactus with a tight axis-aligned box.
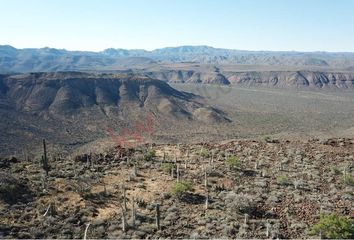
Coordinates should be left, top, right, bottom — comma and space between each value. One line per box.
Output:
123, 186, 127, 211
176, 164, 180, 182
205, 193, 209, 209
122, 210, 127, 232
41, 139, 50, 176
155, 203, 161, 230
131, 197, 136, 229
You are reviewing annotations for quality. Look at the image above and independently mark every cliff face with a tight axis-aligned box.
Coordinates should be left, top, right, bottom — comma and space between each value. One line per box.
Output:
225, 71, 354, 88
143, 70, 354, 89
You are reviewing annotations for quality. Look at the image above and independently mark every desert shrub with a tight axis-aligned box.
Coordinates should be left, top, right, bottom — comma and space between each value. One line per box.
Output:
225, 192, 256, 215
310, 213, 354, 239
331, 167, 342, 175
170, 181, 193, 197
264, 135, 272, 143
0, 172, 32, 204
342, 175, 354, 186
143, 149, 156, 161
264, 135, 279, 143
276, 175, 290, 186
226, 155, 241, 169
199, 148, 210, 158
161, 163, 173, 173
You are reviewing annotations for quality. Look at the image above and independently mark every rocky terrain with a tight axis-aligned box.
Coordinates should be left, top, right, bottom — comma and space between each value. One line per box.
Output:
0, 137, 353, 238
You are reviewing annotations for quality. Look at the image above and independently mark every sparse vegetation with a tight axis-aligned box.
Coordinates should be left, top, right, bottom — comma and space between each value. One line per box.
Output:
1, 139, 353, 238
264, 135, 272, 143
170, 181, 193, 197
342, 175, 354, 186
199, 148, 210, 158
331, 167, 342, 175
226, 155, 241, 169
225, 192, 256, 215
276, 175, 290, 186
310, 213, 354, 239
161, 163, 173, 174
143, 149, 156, 161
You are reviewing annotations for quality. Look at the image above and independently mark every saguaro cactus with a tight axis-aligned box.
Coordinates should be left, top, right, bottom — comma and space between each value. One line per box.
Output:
131, 197, 136, 229
41, 174, 48, 192
122, 210, 127, 232
171, 165, 174, 178
155, 203, 161, 230
84, 223, 90, 240
205, 193, 209, 209
244, 213, 249, 224
255, 161, 259, 170
176, 164, 180, 182
266, 219, 271, 237
41, 139, 50, 176
123, 186, 127, 211
132, 164, 137, 177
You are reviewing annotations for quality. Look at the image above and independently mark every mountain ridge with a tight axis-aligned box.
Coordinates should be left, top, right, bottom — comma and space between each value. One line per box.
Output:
2, 45, 354, 73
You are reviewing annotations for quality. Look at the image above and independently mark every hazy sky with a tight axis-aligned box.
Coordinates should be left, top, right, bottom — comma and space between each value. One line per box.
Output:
1, 0, 354, 52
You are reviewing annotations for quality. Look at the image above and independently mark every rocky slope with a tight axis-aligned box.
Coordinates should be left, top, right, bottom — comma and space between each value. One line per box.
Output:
142, 68, 354, 89
0, 72, 228, 121
0, 138, 353, 238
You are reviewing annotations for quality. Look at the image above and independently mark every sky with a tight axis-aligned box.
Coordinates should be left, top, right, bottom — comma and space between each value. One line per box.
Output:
1, 0, 354, 52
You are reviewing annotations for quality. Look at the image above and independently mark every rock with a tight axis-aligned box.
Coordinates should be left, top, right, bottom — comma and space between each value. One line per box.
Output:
167, 206, 178, 212
267, 195, 279, 203
341, 193, 353, 200
190, 232, 200, 239
17, 231, 32, 239
133, 230, 147, 238
197, 219, 207, 225
255, 180, 267, 188
165, 213, 177, 221
107, 224, 119, 232
107, 230, 122, 238
95, 226, 105, 237
92, 219, 105, 227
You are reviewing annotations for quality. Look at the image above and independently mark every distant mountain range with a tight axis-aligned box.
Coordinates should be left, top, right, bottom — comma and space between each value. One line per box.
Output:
1, 45, 354, 73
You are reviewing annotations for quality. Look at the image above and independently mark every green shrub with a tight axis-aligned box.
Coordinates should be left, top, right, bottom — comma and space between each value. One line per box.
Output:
310, 213, 354, 239
331, 167, 342, 175
199, 148, 210, 158
143, 149, 156, 161
343, 175, 354, 186
276, 175, 290, 186
161, 163, 173, 174
170, 181, 193, 197
226, 155, 241, 169
264, 135, 272, 143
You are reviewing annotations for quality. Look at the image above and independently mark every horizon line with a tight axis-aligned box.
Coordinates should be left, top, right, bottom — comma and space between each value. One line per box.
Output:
1, 43, 354, 54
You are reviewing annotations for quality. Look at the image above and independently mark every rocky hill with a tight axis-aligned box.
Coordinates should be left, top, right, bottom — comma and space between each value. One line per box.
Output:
0, 72, 228, 121
0, 72, 230, 156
